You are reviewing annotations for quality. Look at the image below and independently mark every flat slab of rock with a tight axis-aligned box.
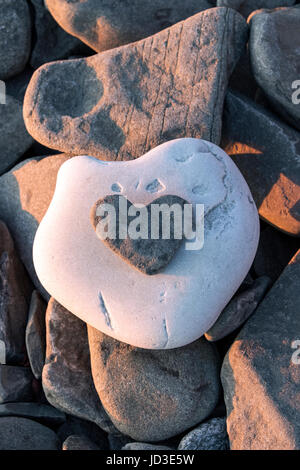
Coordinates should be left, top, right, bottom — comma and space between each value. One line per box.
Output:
25, 290, 46, 380
0, 417, 59, 450
45, 0, 214, 52
249, 6, 300, 131
33, 139, 259, 349
0, 221, 33, 364
0, 155, 72, 296
88, 325, 221, 441
217, 0, 295, 18
205, 276, 271, 341
43, 297, 116, 434
222, 89, 300, 236
178, 417, 229, 450
0, 365, 33, 403
24, 8, 247, 157
221, 249, 300, 449
0, 402, 65, 426
0, 0, 31, 80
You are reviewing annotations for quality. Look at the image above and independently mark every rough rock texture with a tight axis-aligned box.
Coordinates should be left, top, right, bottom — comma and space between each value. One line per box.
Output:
0, 402, 65, 426
30, 0, 92, 69
205, 276, 271, 341
0, 94, 34, 175
0, 0, 31, 80
43, 298, 116, 434
0, 221, 33, 365
253, 225, 300, 282
0, 417, 59, 450
92, 194, 187, 275
88, 326, 221, 441
45, 0, 214, 52
0, 365, 33, 403
178, 417, 229, 450
249, 6, 300, 131
62, 435, 102, 450
25, 290, 47, 379
123, 442, 173, 451
217, 0, 295, 18
24, 8, 248, 157
221, 250, 300, 450
221, 89, 300, 236
0, 155, 72, 296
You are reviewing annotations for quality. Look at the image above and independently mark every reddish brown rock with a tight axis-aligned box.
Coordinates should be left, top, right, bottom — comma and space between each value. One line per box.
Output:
24, 8, 248, 157
221, 250, 300, 449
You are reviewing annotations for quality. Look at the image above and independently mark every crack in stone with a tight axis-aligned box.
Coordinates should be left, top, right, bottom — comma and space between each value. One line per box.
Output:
161, 316, 169, 348
98, 291, 113, 330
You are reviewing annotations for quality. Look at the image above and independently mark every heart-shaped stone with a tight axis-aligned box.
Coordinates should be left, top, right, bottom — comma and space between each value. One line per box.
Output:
91, 194, 187, 275
33, 138, 259, 349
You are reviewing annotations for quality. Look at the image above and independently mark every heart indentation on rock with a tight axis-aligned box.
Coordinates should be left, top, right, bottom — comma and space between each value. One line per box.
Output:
90, 194, 188, 275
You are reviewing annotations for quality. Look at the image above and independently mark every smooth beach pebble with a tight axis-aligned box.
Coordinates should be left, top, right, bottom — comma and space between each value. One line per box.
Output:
33, 138, 259, 349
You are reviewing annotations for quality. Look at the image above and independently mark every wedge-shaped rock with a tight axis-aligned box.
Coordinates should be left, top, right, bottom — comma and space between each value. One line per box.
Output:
24, 8, 248, 158
222, 90, 300, 236
221, 250, 300, 449
33, 139, 259, 349
45, 0, 214, 52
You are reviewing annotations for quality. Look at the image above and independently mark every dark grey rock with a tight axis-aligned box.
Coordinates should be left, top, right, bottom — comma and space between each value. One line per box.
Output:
0, 365, 33, 403
123, 442, 173, 451
0, 417, 59, 450
108, 433, 132, 451
0, 402, 66, 426
91, 195, 186, 275
0, 94, 34, 175
0, 155, 72, 297
43, 298, 116, 434
62, 435, 102, 450
26, 290, 46, 379
57, 415, 109, 449
0, 221, 33, 365
45, 0, 214, 52
217, 0, 295, 18
253, 225, 300, 282
205, 276, 271, 341
249, 6, 300, 130
178, 417, 229, 450
88, 326, 221, 441
30, 0, 93, 69
24, 8, 248, 157
0, 0, 31, 80
221, 249, 300, 449
221, 89, 300, 237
